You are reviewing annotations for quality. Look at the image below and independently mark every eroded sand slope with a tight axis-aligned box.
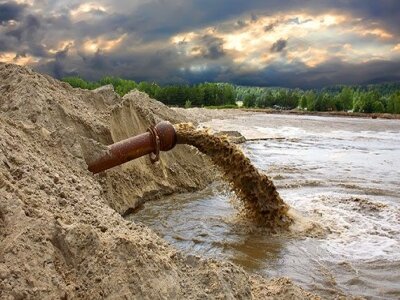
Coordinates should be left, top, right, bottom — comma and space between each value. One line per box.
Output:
0, 63, 318, 299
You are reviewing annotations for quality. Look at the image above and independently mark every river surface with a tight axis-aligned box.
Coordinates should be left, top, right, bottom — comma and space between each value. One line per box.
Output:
129, 114, 400, 299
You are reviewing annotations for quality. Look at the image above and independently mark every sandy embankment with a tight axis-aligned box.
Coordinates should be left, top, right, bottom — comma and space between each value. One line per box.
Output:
0, 63, 319, 299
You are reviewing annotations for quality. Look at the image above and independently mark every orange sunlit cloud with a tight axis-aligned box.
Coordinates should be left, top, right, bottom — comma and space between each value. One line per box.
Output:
171, 11, 397, 70
82, 35, 126, 53
346, 26, 394, 40
393, 44, 400, 52
71, 3, 108, 21
14, 0, 34, 5
48, 40, 75, 54
0, 52, 40, 65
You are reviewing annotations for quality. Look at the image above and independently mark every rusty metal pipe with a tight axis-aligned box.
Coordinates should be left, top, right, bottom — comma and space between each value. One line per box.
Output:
88, 121, 177, 174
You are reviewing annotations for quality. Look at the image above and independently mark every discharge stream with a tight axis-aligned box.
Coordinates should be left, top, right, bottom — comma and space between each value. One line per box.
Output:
175, 123, 292, 229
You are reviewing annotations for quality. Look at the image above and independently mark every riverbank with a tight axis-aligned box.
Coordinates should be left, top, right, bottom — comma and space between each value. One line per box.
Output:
242, 108, 400, 120
174, 107, 400, 123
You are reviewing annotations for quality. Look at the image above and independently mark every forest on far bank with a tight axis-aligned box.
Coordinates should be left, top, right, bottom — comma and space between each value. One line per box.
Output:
62, 76, 400, 114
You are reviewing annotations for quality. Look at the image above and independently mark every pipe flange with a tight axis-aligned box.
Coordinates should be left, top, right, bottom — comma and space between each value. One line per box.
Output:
148, 126, 160, 163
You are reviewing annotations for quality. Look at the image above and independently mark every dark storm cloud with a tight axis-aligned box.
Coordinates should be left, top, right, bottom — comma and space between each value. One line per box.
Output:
45, 14, 72, 29
1, 0, 400, 88
64, 0, 396, 48
0, 2, 25, 22
0, 4, 74, 57
170, 59, 400, 88
226, 60, 400, 89
264, 23, 275, 32
124, 0, 400, 39
6, 14, 40, 41
270, 39, 287, 53
36, 44, 183, 83
4, 13, 50, 57
80, 50, 114, 71
3, 1, 400, 40
36, 44, 400, 88
49, 42, 74, 78
198, 35, 225, 59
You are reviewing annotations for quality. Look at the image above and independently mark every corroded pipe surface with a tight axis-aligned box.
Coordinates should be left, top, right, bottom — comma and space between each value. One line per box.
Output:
88, 121, 177, 174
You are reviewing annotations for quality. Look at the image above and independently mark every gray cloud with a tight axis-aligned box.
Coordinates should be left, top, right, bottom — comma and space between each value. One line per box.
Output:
4, 13, 50, 58
35, 44, 400, 89
0, 1, 25, 22
6, 14, 40, 41
226, 60, 400, 89
1, 0, 400, 88
198, 35, 225, 59
270, 39, 287, 53
264, 23, 275, 32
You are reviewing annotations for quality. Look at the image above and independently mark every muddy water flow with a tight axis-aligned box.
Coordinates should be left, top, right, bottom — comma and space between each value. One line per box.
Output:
175, 123, 292, 229
129, 114, 400, 299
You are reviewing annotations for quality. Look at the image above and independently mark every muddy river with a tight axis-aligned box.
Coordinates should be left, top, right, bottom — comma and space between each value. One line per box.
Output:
129, 114, 400, 299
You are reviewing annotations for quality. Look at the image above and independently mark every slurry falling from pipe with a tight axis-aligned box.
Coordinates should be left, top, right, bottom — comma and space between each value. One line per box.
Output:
175, 123, 293, 229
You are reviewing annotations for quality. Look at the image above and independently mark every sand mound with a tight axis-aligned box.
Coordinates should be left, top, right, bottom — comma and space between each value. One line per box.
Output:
175, 123, 292, 230
0, 63, 318, 299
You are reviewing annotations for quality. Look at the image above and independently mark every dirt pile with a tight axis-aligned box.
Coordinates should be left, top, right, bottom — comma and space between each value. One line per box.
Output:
175, 123, 292, 229
0, 63, 318, 299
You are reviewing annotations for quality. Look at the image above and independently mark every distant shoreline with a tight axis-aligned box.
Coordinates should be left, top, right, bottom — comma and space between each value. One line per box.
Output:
174, 107, 400, 124
237, 108, 400, 120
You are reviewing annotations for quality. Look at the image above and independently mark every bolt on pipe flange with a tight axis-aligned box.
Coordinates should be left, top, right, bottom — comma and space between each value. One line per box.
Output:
147, 125, 160, 163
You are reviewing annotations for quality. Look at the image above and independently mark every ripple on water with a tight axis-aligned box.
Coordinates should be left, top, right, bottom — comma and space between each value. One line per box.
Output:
130, 114, 400, 299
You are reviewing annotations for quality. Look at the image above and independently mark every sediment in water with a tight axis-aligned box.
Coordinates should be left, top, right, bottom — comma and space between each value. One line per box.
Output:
175, 123, 293, 229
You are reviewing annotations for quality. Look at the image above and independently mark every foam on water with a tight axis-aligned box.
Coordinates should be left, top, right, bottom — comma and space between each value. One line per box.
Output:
132, 114, 400, 299
244, 117, 400, 263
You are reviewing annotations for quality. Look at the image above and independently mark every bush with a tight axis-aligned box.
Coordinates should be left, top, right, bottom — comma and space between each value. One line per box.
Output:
372, 101, 384, 113
184, 100, 192, 108
243, 94, 256, 107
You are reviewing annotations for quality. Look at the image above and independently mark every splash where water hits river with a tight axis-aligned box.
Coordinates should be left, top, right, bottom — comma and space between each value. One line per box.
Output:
128, 114, 400, 299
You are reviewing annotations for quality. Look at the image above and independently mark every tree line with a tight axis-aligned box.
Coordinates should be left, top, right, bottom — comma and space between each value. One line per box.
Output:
62, 76, 400, 114
62, 76, 236, 108
237, 85, 400, 114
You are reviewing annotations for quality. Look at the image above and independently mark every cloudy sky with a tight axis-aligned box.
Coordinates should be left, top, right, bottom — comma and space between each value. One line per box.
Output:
1, 0, 400, 88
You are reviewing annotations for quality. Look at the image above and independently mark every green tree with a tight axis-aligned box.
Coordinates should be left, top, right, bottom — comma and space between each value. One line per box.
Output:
184, 100, 192, 108
372, 101, 385, 113
243, 94, 256, 107
62, 76, 400, 112
337, 87, 353, 111
63, 77, 100, 90
387, 93, 400, 113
